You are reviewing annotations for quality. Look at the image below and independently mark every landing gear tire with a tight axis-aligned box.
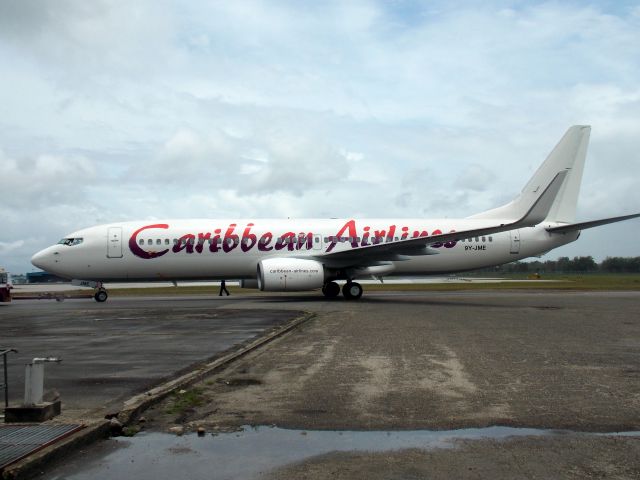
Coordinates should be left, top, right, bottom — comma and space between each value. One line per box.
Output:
342, 281, 363, 300
94, 289, 108, 303
322, 281, 340, 298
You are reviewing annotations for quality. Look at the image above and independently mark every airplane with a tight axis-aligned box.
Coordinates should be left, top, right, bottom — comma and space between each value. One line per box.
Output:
31, 126, 640, 302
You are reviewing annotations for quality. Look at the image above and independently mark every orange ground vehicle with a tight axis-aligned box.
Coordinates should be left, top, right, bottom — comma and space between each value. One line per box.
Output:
0, 268, 11, 302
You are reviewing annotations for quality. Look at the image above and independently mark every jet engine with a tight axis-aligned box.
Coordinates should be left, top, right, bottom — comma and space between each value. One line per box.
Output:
257, 258, 325, 291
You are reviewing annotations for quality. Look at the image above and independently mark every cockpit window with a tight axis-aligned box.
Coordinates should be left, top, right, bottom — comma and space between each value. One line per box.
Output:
58, 238, 84, 246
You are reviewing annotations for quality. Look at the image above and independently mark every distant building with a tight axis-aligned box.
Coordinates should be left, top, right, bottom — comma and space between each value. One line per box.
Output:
11, 274, 27, 284
26, 271, 68, 283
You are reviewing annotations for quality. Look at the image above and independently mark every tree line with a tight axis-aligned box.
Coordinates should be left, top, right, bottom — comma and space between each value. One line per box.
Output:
475, 256, 640, 274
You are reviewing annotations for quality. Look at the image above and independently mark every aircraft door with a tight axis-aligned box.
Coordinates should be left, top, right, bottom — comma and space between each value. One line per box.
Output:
509, 229, 520, 254
107, 227, 123, 258
313, 234, 322, 251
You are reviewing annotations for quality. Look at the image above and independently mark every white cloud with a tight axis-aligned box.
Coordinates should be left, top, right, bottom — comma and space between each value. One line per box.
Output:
0, 150, 98, 208
0, 240, 24, 255
455, 164, 496, 192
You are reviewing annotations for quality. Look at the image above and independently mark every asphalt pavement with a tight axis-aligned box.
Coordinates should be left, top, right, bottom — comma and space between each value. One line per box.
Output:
1, 297, 301, 420
2, 289, 639, 479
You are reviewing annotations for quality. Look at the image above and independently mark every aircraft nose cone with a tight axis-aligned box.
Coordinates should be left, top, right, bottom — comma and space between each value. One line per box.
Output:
31, 248, 55, 271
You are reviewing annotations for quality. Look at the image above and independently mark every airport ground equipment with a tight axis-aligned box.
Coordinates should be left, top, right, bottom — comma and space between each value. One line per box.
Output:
0, 269, 11, 302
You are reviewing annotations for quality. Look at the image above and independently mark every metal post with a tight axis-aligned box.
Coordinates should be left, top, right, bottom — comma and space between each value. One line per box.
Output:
24, 357, 61, 406
1, 348, 18, 408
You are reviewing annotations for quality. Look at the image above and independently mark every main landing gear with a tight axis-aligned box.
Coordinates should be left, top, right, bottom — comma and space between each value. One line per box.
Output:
94, 285, 108, 302
322, 281, 363, 300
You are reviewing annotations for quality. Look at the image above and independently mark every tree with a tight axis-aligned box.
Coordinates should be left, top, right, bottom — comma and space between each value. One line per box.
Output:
556, 257, 571, 273
571, 256, 597, 272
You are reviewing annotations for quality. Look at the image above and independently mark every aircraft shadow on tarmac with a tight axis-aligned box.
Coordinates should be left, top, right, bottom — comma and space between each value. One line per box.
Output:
250, 293, 531, 310
97, 292, 561, 311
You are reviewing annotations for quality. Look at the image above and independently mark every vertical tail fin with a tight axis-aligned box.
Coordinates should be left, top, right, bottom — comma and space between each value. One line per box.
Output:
543, 126, 590, 223
470, 125, 591, 223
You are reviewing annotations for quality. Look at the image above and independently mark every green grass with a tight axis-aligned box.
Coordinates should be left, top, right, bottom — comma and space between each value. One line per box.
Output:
363, 274, 640, 291
165, 388, 205, 415
110, 285, 235, 296
108, 274, 640, 293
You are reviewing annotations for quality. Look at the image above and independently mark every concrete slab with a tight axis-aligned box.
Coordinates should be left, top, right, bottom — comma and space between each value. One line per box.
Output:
160, 290, 640, 432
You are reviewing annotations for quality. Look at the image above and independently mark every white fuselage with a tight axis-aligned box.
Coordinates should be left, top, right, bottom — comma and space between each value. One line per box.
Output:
31, 218, 579, 282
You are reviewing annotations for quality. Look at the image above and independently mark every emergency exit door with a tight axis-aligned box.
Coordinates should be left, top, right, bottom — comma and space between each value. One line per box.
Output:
107, 227, 123, 258
510, 229, 520, 254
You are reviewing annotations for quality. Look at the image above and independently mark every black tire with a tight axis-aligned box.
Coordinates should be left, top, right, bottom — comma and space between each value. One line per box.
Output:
342, 282, 363, 300
322, 281, 340, 298
94, 290, 108, 302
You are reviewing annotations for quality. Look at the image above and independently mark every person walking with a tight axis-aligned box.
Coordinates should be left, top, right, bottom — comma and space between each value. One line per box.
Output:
219, 279, 230, 296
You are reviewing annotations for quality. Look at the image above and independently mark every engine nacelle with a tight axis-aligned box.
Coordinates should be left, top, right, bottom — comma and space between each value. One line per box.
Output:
258, 258, 325, 292
239, 279, 259, 289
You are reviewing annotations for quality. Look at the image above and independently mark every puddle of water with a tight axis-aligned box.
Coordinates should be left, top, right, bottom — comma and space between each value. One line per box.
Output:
43, 426, 640, 480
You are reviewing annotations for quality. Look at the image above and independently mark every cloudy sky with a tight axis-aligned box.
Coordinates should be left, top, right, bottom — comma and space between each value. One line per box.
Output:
1, 0, 639, 274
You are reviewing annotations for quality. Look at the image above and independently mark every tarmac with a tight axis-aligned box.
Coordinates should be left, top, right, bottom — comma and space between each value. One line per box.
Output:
2, 289, 639, 479
1, 297, 301, 419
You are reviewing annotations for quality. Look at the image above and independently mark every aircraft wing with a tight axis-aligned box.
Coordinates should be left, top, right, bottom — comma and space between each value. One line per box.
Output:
545, 213, 640, 233
316, 170, 568, 268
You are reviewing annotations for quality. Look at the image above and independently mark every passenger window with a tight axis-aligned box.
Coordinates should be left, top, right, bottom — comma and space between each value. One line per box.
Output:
147, 239, 153, 245
156, 239, 161, 245
482, 237, 486, 242
165, 239, 170, 245
138, 239, 144, 246
489, 236, 493, 242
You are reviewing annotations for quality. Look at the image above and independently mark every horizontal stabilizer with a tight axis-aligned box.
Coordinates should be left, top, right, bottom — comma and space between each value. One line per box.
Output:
546, 213, 640, 233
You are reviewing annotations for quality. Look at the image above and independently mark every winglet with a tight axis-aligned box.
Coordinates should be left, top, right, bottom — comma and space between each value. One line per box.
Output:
319, 169, 570, 268
515, 170, 569, 227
